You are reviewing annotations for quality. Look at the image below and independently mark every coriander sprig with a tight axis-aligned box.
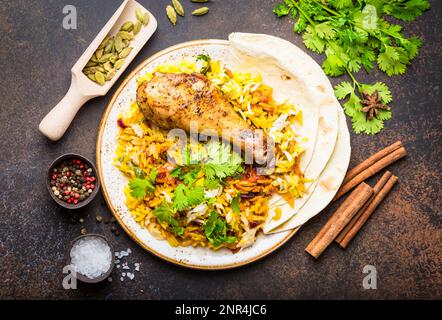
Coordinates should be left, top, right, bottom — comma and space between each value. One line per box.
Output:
273, 0, 430, 134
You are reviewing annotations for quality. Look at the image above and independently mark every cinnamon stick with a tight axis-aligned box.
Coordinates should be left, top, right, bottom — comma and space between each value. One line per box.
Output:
343, 141, 403, 184
333, 146, 406, 201
336, 174, 398, 249
335, 171, 392, 247
305, 182, 373, 259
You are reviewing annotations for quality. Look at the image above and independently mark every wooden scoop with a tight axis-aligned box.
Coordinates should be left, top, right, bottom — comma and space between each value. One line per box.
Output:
39, 0, 157, 141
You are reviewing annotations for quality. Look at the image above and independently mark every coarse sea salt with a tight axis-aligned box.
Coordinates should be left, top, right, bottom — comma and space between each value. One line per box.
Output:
70, 237, 112, 279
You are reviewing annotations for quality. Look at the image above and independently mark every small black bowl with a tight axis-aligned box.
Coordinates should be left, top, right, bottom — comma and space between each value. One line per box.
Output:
46, 153, 100, 209
65, 234, 115, 283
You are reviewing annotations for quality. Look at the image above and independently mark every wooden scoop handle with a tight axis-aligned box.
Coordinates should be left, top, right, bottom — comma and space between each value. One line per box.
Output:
39, 78, 90, 141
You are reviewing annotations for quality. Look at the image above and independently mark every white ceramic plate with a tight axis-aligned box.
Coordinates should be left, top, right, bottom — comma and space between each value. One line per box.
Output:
97, 38, 350, 269
97, 40, 301, 269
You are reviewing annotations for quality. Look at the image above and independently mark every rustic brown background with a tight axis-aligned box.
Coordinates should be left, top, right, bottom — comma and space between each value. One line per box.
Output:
0, 0, 441, 299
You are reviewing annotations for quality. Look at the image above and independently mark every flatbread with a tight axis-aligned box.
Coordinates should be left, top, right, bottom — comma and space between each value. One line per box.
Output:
268, 105, 351, 233
227, 33, 340, 233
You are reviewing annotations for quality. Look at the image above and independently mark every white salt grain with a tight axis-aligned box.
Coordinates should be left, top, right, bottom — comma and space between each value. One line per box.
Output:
70, 237, 112, 279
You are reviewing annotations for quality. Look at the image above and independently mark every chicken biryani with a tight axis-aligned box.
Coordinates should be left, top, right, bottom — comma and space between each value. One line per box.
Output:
113, 54, 307, 251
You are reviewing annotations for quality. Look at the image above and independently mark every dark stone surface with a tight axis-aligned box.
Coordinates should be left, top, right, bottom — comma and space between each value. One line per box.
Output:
0, 0, 441, 299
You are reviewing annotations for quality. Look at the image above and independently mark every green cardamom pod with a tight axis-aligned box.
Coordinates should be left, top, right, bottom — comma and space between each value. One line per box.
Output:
172, 0, 185, 17
98, 37, 110, 49
192, 7, 209, 16
99, 53, 113, 63
109, 55, 118, 64
95, 71, 106, 85
117, 31, 134, 41
135, 8, 144, 23
166, 5, 177, 25
83, 67, 97, 75
104, 39, 114, 53
142, 12, 149, 26
87, 74, 96, 82
95, 48, 104, 60
103, 61, 113, 72
119, 47, 133, 59
106, 69, 116, 81
85, 61, 97, 68
114, 36, 124, 53
133, 21, 142, 35
121, 21, 134, 32
114, 59, 125, 70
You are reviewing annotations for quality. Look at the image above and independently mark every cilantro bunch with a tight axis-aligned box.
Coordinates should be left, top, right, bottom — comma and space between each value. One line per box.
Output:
273, 0, 430, 134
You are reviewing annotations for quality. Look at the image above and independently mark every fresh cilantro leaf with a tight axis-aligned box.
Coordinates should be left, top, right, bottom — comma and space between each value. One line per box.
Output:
154, 201, 184, 236
273, 3, 290, 17
196, 54, 211, 75
232, 193, 241, 214
128, 178, 154, 199
323, 59, 345, 76
204, 211, 237, 247
315, 22, 336, 40
188, 186, 205, 206
196, 54, 211, 62
401, 36, 422, 59
376, 108, 393, 121
384, 45, 400, 61
149, 168, 158, 184
172, 183, 205, 212
170, 167, 182, 178
170, 166, 199, 184
204, 163, 242, 180
347, 58, 362, 73
334, 81, 354, 100
203, 141, 243, 181
293, 15, 307, 33
352, 110, 385, 135
361, 49, 376, 72
383, 0, 430, 22
204, 177, 221, 190
133, 166, 145, 179
302, 26, 326, 53
330, 0, 353, 9
289, 6, 298, 19
182, 169, 199, 185
343, 92, 362, 118
173, 184, 188, 211
377, 47, 409, 76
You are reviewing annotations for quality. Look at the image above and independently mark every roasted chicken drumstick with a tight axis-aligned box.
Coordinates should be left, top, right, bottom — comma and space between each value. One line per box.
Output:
136, 72, 272, 164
